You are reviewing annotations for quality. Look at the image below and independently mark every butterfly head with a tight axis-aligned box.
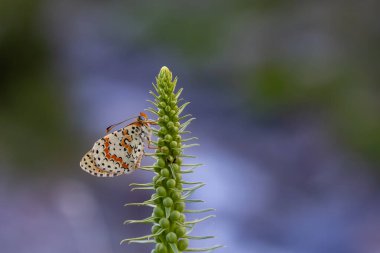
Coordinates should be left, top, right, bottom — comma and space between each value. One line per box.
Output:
137, 112, 157, 126
137, 112, 148, 122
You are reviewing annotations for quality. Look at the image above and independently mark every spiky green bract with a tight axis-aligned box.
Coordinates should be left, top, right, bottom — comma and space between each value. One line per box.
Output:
121, 67, 222, 253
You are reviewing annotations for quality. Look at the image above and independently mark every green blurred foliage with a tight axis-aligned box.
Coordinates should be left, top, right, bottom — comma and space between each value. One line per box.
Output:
246, 62, 380, 163
121, 1, 228, 60
119, 0, 380, 165
0, 0, 71, 174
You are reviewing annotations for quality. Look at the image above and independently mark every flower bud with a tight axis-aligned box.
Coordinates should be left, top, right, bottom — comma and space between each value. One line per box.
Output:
166, 179, 176, 188
166, 232, 177, 243
170, 141, 177, 148
171, 191, 181, 201
175, 202, 185, 212
170, 210, 181, 221
160, 169, 170, 178
159, 218, 170, 229
153, 174, 160, 183
156, 187, 167, 197
172, 148, 181, 156
172, 164, 180, 172
179, 213, 186, 223
175, 226, 187, 238
152, 224, 161, 234
167, 156, 174, 163
170, 100, 177, 106
163, 197, 173, 207
159, 127, 167, 136
158, 138, 165, 146
175, 158, 182, 165
167, 122, 174, 129
177, 239, 189, 251
156, 243, 168, 253
175, 173, 182, 180
164, 134, 173, 142
162, 115, 169, 122
157, 158, 166, 168
153, 206, 164, 217
158, 109, 165, 116
160, 146, 169, 154
161, 93, 168, 100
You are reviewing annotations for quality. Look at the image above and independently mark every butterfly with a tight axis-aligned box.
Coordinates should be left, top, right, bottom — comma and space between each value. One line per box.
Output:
80, 112, 156, 177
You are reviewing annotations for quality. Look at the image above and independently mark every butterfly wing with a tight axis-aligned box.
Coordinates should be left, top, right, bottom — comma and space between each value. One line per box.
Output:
80, 150, 123, 177
80, 123, 147, 177
94, 124, 146, 171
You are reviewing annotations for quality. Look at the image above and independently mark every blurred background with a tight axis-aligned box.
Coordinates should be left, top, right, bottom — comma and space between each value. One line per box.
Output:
0, 1, 379, 253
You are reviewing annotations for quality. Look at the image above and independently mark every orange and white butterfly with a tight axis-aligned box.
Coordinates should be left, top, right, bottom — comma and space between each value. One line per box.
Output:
80, 112, 156, 177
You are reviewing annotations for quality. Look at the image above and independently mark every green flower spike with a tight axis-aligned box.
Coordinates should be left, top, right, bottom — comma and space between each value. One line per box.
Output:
121, 66, 223, 253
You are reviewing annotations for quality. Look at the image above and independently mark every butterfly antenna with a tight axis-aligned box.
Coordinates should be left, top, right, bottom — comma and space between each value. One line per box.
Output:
106, 116, 137, 133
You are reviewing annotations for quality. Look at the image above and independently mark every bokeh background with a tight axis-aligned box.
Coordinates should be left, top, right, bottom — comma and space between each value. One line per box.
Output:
1, 1, 379, 253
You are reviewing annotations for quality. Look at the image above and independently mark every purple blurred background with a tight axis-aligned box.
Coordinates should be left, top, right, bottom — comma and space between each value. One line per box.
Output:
1, 1, 379, 253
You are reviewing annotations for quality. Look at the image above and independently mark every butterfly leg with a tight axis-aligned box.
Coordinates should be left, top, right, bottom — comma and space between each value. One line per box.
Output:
135, 153, 143, 169
148, 140, 159, 149
146, 121, 158, 125
146, 135, 159, 149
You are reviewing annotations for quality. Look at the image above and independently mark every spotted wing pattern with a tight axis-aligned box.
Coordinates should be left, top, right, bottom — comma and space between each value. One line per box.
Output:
80, 123, 146, 177
80, 150, 123, 177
